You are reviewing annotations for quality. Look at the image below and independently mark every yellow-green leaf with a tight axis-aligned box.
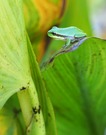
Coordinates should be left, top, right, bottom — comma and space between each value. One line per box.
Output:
0, 1, 30, 109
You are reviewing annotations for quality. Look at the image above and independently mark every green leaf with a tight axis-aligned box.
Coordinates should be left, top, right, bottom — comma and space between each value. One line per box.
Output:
0, 94, 25, 135
0, 1, 30, 109
42, 37, 106, 135
27, 36, 57, 135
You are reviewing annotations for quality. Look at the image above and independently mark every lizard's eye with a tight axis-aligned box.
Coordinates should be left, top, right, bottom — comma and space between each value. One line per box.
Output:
52, 32, 55, 35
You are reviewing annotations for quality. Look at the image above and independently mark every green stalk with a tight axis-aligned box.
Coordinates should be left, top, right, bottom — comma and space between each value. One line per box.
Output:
27, 35, 57, 135
17, 78, 46, 135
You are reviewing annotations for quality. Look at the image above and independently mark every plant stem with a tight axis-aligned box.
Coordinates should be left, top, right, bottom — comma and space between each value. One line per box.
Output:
17, 78, 46, 135
26, 35, 57, 135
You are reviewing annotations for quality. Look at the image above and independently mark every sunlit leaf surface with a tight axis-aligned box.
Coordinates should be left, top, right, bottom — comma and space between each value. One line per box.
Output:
42, 37, 106, 135
0, 1, 31, 109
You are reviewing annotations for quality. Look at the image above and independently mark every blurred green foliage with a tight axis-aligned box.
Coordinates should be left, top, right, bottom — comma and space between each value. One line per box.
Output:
0, 0, 106, 135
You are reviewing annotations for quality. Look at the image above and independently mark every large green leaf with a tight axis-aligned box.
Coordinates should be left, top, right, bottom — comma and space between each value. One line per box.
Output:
0, 1, 30, 109
42, 37, 106, 135
0, 1, 57, 134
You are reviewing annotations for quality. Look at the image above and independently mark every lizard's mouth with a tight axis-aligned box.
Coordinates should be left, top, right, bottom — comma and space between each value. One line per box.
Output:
48, 32, 65, 40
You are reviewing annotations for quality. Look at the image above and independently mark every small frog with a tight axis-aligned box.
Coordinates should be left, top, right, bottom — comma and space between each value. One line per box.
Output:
47, 26, 87, 48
